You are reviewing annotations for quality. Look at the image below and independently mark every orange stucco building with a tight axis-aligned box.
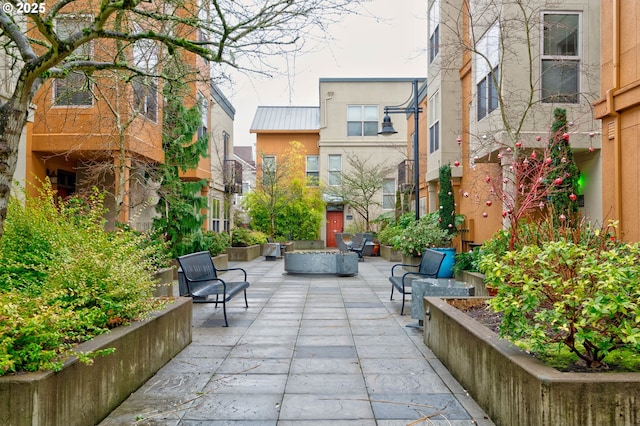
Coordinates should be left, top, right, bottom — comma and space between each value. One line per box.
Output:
594, 0, 640, 241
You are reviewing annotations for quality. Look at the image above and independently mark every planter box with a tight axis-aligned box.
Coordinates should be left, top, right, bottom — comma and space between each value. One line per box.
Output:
226, 244, 261, 261
401, 254, 421, 272
423, 297, 640, 426
0, 297, 192, 426
457, 270, 490, 296
292, 240, 324, 250
284, 252, 358, 276
380, 245, 402, 262
152, 267, 175, 297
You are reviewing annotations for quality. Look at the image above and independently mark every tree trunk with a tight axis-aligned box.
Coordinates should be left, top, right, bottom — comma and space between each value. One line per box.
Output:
0, 93, 31, 237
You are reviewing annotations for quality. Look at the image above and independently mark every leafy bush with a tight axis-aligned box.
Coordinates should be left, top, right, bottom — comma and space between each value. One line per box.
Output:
375, 212, 416, 247
231, 227, 268, 247
452, 247, 481, 275
201, 231, 231, 255
480, 222, 640, 369
397, 213, 453, 256
175, 230, 230, 257
0, 186, 165, 375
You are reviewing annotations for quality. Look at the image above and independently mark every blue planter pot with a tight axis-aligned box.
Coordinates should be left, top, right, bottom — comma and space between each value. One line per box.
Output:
432, 247, 456, 278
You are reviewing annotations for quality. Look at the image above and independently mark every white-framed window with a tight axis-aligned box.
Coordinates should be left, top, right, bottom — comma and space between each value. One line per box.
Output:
211, 198, 220, 232
429, 0, 440, 63
132, 29, 159, 121
306, 155, 319, 186
54, 16, 93, 106
328, 154, 342, 186
262, 155, 276, 186
383, 178, 396, 209
428, 90, 440, 153
347, 105, 379, 136
475, 23, 500, 120
197, 91, 208, 139
541, 12, 580, 103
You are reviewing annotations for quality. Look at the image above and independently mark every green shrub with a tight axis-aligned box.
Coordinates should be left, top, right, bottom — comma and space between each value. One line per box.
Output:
480, 233, 640, 369
452, 248, 481, 275
397, 213, 452, 256
231, 227, 268, 247
375, 212, 418, 248
175, 230, 230, 257
201, 231, 231, 255
0, 186, 165, 375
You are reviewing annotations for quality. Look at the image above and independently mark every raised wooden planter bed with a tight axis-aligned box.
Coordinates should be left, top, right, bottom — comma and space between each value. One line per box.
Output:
423, 297, 640, 425
0, 297, 192, 426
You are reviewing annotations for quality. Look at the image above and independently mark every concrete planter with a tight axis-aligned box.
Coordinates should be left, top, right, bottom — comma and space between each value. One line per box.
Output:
0, 297, 192, 426
401, 254, 421, 272
284, 252, 358, 276
380, 244, 403, 262
456, 270, 489, 296
226, 244, 261, 261
423, 297, 640, 426
292, 240, 324, 250
152, 267, 175, 297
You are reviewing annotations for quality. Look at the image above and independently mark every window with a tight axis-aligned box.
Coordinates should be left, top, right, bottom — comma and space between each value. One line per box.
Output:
262, 155, 276, 186
211, 198, 220, 232
54, 17, 93, 106
542, 13, 580, 103
428, 91, 440, 153
197, 92, 208, 139
347, 105, 379, 136
306, 155, 319, 186
475, 23, 500, 120
383, 178, 395, 209
429, 0, 440, 63
132, 31, 158, 121
328, 154, 341, 186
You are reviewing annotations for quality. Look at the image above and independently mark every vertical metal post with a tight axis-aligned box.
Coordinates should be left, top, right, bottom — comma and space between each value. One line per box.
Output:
413, 79, 420, 220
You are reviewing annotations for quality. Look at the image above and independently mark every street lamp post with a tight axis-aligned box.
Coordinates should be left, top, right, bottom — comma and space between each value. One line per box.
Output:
378, 79, 422, 220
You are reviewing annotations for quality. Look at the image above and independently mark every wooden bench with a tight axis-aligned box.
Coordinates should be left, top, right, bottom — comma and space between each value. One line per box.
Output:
388, 248, 446, 315
177, 251, 250, 327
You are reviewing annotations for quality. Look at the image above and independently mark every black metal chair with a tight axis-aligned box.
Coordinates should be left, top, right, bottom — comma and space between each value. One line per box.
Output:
177, 251, 250, 326
388, 248, 445, 315
348, 234, 369, 261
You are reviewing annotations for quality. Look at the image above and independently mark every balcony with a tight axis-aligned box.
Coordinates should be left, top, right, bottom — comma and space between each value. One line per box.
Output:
397, 159, 414, 193
224, 159, 243, 194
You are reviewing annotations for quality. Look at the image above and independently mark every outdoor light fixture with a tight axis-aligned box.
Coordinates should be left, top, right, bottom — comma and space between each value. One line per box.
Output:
379, 79, 423, 220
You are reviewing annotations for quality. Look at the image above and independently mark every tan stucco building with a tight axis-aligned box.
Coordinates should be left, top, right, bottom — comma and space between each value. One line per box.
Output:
428, 0, 602, 246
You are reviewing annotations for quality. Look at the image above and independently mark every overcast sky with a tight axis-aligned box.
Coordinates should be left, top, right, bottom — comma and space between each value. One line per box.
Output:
222, 0, 428, 148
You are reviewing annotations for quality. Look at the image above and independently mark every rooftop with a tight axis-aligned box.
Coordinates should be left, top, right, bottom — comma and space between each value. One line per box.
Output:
250, 106, 320, 133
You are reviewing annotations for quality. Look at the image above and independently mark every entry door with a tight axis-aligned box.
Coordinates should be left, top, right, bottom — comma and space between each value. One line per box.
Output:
326, 211, 344, 248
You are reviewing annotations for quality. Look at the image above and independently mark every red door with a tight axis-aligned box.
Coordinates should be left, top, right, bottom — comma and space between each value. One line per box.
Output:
326, 211, 344, 247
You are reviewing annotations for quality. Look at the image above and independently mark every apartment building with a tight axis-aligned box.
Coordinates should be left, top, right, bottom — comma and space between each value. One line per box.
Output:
428, 0, 602, 245
23, 6, 238, 233
251, 78, 424, 247
594, 1, 640, 241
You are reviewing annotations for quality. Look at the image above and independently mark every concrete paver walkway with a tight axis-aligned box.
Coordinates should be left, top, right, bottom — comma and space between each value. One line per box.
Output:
100, 256, 494, 425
